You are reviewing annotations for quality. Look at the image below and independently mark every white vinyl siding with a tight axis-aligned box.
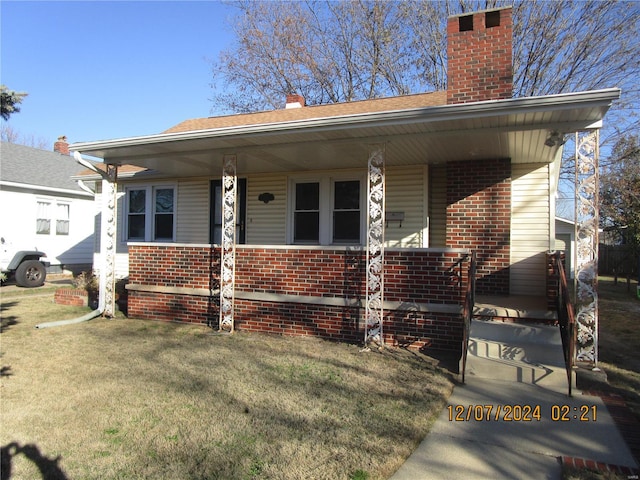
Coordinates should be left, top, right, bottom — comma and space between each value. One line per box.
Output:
0, 188, 94, 269
385, 166, 427, 248
176, 180, 209, 243
429, 165, 447, 247
511, 163, 551, 296
246, 174, 287, 244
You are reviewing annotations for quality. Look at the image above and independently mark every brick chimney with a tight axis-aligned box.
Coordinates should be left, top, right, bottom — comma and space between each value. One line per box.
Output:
54, 135, 70, 155
285, 94, 305, 109
447, 7, 512, 104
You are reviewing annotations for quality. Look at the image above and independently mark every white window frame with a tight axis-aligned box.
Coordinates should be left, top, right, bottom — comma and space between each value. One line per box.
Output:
124, 184, 176, 242
287, 173, 365, 245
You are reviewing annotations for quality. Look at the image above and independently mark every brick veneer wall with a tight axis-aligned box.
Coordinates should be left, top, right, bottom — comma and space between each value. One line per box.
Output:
546, 250, 567, 311
446, 159, 511, 295
126, 245, 470, 354
447, 7, 512, 104
54, 288, 88, 307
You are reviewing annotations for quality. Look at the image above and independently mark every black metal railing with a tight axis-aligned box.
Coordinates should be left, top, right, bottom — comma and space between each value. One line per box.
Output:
554, 251, 576, 396
461, 251, 476, 383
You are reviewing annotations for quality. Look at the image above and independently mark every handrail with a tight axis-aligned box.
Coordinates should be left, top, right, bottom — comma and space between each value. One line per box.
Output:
555, 251, 576, 396
461, 251, 476, 383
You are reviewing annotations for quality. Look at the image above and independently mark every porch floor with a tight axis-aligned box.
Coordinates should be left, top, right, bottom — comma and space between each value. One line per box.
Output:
474, 295, 556, 323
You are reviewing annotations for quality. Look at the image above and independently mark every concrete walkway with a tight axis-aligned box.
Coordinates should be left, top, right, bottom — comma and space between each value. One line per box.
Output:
391, 320, 639, 480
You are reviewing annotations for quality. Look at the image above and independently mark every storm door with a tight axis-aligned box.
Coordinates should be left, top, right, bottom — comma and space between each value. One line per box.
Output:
209, 179, 247, 244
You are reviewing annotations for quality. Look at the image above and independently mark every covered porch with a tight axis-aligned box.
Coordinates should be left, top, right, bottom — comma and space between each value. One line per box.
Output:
71, 88, 618, 363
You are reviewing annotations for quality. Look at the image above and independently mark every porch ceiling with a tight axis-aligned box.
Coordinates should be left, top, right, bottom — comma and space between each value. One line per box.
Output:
72, 89, 620, 179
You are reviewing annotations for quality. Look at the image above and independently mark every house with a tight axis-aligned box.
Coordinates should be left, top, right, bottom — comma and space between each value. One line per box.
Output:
0, 139, 95, 274
71, 7, 619, 360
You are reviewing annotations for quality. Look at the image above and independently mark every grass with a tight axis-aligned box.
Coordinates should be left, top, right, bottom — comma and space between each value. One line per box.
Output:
562, 465, 630, 480
563, 275, 640, 480
597, 276, 640, 422
0, 285, 453, 480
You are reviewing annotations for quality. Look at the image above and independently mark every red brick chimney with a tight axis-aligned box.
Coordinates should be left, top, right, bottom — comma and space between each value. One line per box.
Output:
285, 94, 305, 109
447, 7, 512, 104
54, 135, 70, 155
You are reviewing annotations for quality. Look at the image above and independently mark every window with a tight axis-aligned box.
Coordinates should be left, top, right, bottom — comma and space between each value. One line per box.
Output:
127, 189, 146, 240
290, 176, 363, 245
56, 203, 70, 235
125, 186, 175, 241
36, 201, 51, 234
332, 180, 360, 243
36, 200, 71, 235
294, 182, 320, 242
154, 188, 174, 241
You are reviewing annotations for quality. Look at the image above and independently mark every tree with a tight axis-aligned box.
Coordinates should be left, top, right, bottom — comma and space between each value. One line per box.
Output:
600, 134, 640, 252
0, 124, 48, 149
211, 0, 639, 220
211, 1, 638, 130
1, 85, 28, 120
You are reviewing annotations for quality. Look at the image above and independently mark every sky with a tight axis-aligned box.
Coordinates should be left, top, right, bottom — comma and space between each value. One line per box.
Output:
1, 0, 236, 147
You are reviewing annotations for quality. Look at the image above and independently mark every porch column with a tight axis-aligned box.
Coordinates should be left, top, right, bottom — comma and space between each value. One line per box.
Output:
100, 165, 118, 317
365, 145, 385, 347
574, 130, 599, 366
220, 154, 237, 332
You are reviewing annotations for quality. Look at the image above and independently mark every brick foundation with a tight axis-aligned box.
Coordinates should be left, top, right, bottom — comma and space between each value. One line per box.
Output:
126, 245, 471, 354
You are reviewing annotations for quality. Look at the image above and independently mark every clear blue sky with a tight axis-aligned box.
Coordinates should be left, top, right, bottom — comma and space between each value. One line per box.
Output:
1, 0, 235, 146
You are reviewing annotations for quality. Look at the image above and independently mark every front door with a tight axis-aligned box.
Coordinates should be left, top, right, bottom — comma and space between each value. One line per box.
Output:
210, 179, 247, 244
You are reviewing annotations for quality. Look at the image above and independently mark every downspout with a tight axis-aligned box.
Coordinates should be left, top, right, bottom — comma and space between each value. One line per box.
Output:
35, 153, 115, 328
35, 309, 102, 329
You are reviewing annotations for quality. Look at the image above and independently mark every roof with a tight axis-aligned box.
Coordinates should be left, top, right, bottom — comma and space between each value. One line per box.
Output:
164, 91, 448, 133
73, 163, 149, 179
71, 88, 620, 178
0, 142, 90, 195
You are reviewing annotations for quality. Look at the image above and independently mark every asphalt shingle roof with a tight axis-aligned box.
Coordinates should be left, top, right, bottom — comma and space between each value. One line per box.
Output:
163, 91, 448, 133
0, 142, 86, 193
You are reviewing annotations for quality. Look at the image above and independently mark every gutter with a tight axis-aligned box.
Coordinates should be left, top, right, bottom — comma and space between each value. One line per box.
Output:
0, 180, 93, 198
70, 88, 621, 158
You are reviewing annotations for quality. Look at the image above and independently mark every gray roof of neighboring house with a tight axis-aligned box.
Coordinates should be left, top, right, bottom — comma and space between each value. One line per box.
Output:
0, 142, 87, 193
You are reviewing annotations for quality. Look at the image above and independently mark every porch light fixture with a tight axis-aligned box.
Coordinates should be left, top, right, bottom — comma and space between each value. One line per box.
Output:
545, 131, 566, 147
258, 192, 275, 204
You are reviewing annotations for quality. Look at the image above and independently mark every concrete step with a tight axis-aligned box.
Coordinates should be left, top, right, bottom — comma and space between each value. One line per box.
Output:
471, 319, 562, 347
465, 320, 571, 393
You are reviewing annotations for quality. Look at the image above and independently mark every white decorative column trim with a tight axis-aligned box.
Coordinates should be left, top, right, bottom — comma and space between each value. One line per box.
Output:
574, 130, 599, 365
220, 155, 237, 332
365, 145, 385, 347
101, 164, 118, 317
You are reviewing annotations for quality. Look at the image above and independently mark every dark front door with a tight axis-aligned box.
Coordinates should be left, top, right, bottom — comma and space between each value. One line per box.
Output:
210, 179, 247, 244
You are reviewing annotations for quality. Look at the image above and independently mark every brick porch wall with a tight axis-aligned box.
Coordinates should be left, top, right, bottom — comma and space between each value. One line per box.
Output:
126, 245, 470, 354
446, 158, 511, 295
546, 250, 567, 311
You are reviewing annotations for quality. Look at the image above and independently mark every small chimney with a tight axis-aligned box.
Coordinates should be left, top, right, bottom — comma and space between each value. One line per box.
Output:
54, 135, 70, 155
447, 7, 513, 104
285, 94, 305, 109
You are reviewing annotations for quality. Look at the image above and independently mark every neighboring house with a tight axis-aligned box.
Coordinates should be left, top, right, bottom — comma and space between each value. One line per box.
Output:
72, 7, 618, 358
0, 139, 95, 274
